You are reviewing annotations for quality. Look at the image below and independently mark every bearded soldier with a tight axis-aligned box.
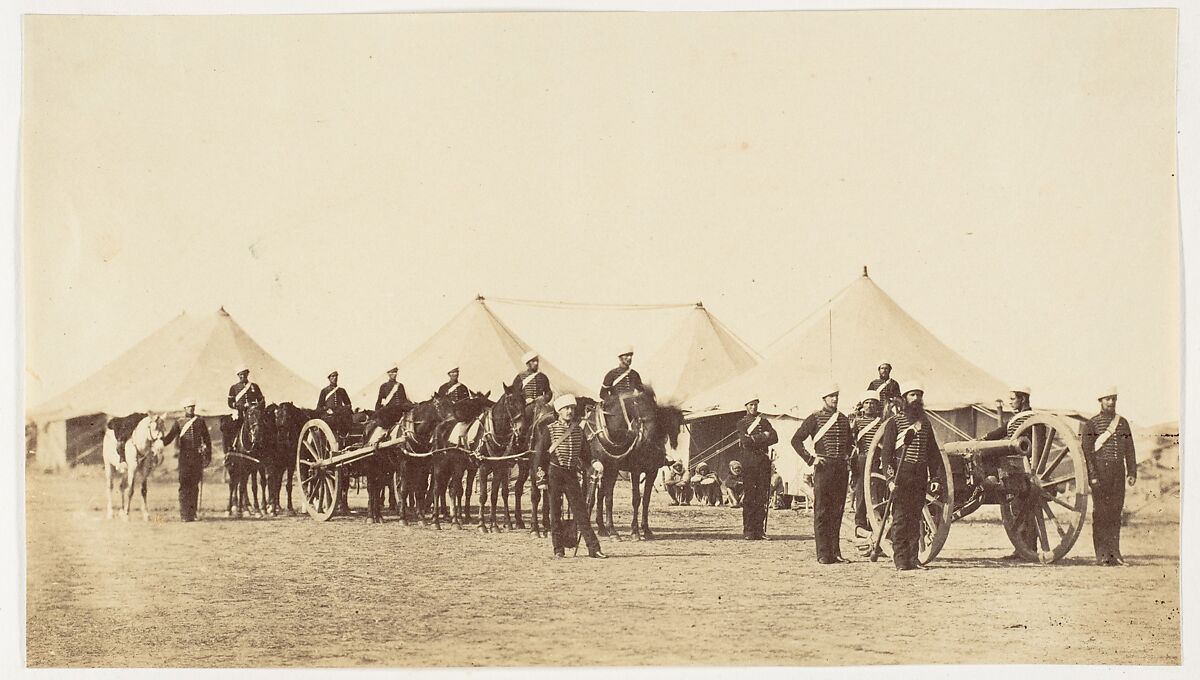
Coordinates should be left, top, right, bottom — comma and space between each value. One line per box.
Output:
1081, 387, 1137, 566
227, 366, 265, 422
737, 396, 778, 540
791, 384, 853, 564
317, 370, 353, 438
514, 351, 552, 405
171, 398, 211, 522
850, 390, 884, 546
984, 385, 1038, 560
878, 382, 943, 571
868, 362, 902, 413
533, 394, 606, 559
600, 347, 645, 400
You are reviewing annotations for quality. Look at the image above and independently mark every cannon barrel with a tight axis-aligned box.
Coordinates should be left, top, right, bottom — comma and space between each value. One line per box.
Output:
942, 436, 1032, 458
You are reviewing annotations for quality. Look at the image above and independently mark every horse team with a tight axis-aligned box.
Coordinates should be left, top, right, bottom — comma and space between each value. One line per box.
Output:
103, 385, 685, 541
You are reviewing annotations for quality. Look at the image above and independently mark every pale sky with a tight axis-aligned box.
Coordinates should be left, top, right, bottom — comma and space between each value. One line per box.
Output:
21, 10, 1180, 425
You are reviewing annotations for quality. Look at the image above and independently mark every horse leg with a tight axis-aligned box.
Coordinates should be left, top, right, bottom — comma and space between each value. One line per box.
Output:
105, 466, 115, 519
448, 460, 464, 529
285, 462, 296, 514
121, 463, 135, 521
431, 464, 444, 530
139, 470, 150, 522
641, 470, 656, 539
477, 466, 490, 533
464, 466, 477, 522
500, 465, 513, 531
513, 463, 527, 530
604, 468, 620, 540
530, 478, 541, 537
630, 471, 643, 540
488, 467, 502, 532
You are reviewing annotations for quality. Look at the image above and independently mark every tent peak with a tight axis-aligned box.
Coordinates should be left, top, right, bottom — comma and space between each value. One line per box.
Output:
695, 301, 704, 309
862, 265, 869, 278
218, 306, 229, 316
475, 294, 485, 301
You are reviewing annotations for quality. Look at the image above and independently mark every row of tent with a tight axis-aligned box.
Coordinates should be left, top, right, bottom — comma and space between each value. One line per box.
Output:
26, 271, 1012, 495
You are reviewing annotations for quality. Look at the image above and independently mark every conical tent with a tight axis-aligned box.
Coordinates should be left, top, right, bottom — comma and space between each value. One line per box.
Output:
27, 308, 319, 471
684, 272, 1009, 416
639, 303, 760, 404
353, 297, 591, 405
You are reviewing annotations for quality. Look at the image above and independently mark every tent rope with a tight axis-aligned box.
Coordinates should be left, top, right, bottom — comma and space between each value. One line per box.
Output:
926, 410, 973, 442
486, 296, 695, 311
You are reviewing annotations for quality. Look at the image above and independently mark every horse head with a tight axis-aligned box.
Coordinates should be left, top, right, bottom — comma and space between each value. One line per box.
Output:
243, 401, 265, 450
492, 386, 527, 440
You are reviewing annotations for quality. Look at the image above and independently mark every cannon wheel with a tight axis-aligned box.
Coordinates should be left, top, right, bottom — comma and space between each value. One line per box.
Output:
864, 416, 955, 565
999, 413, 1089, 563
296, 419, 341, 521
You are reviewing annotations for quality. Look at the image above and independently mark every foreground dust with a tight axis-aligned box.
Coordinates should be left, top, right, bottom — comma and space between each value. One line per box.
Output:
25, 470, 1179, 667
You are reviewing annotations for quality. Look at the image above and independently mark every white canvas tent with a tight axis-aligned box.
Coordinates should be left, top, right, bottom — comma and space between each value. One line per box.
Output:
28, 308, 319, 470
684, 271, 1010, 496
353, 297, 591, 405
638, 303, 760, 405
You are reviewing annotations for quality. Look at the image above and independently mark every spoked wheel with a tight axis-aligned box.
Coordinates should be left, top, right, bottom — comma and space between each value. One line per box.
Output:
999, 413, 1089, 563
864, 416, 955, 565
296, 419, 341, 521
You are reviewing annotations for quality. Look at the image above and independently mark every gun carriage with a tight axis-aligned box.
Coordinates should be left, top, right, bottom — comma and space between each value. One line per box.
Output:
862, 412, 1090, 564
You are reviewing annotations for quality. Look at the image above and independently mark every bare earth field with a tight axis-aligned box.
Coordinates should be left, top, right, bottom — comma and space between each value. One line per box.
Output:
25, 469, 1180, 667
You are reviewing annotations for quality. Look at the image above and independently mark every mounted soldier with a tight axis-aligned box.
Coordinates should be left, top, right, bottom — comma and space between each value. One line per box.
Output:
600, 346, 644, 401
374, 364, 412, 424
437, 366, 474, 446
984, 385, 1038, 560
227, 366, 265, 422
513, 350, 553, 441
317, 370, 353, 439
791, 384, 853, 564
868, 362, 901, 414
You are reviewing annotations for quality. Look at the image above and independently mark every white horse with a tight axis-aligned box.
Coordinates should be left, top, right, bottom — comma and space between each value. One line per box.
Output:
102, 414, 167, 521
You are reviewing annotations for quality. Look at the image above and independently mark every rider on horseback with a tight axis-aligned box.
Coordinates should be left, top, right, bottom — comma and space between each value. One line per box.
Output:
228, 366, 266, 422
317, 370, 353, 440
438, 366, 475, 447
513, 350, 553, 445
599, 346, 644, 401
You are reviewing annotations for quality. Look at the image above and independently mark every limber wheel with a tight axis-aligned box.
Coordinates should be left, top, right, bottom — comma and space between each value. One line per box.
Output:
999, 414, 1089, 563
296, 419, 341, 521
864, 416, 955, 565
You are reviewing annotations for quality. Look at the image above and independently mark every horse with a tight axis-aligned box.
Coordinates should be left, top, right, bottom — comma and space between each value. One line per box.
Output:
388, 395, 451, 525
219, 401, 272, 518
510, 393, 556, 535
272, 401, 321, 515
585, 386, 685, 540
421, 391, 493, 529
102, 413, 168, 521
466, 385, 528, 533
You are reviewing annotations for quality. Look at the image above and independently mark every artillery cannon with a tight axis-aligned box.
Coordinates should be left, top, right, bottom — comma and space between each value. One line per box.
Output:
862, 412, 1090, 564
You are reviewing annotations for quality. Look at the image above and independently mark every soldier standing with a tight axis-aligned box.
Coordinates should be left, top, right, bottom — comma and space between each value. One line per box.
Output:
791, 385, 853, 564
1081, 387, 1137, 566
737, 397, 778, 540
850, 390, 884, 546
600, 346, 645, 400
317, 370, 353, 438
227, 366, 265, 421
984, 385, 1038, 560
172, 398, 211, 522
868, 362, 902, 413
533, 394, 606, 559
878, 382, 942, 571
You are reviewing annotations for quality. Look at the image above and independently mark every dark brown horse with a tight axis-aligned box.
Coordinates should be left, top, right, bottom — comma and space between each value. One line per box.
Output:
390, 396, 451, 525
586, 387, 684, 540
272, 401, 321, 515
470, 385, 529, 533
425, 391, 492, 529
219, 401, 274, 518
511, 394, 556, 535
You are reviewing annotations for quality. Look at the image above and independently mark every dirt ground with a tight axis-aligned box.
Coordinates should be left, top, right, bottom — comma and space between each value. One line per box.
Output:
24, 468, 1180, 668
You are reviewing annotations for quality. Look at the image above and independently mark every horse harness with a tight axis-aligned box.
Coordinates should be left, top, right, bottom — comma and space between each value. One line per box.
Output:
583, 393, 644, 461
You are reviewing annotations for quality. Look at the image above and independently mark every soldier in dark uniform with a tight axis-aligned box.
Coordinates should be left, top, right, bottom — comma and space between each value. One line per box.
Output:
984, 385, 1038, 559
878, 382, 943, 571
513, 351, 553, 443
791, 384, 853, 564
170, 398, 211, 522
437, 366, 472, 402
316, 370, 353, 438
600, 346, 645, 400
533, 394, 606, 559
437, 366, 473, 444
737, 397, 778, 540
227, 366, 265, 422
1081, 387, 1137, 566
850, 389, 884, 547
868, 362, 902, 414
374, 364, 412, 428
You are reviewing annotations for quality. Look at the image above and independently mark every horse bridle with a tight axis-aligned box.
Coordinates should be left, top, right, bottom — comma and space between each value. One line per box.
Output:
585, 393, 645, 462
476, 395, 526, 460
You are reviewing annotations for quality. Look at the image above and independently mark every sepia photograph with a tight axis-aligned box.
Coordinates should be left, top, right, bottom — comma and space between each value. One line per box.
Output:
8, 0, 1194, 675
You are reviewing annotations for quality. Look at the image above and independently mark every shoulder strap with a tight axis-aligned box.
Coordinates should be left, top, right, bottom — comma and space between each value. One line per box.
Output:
608, 368, 632, 388
324, 387, 341, 406
234, 383, 252, 404
522, 372, 540, 388
180, 416, 197, 439
744, 416, 762, 436
382, 382, 399, 405
812, 412, 840, 445
856, 417, 881, 444
548, 424, 579, 454
1094, 415, 1123, 449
